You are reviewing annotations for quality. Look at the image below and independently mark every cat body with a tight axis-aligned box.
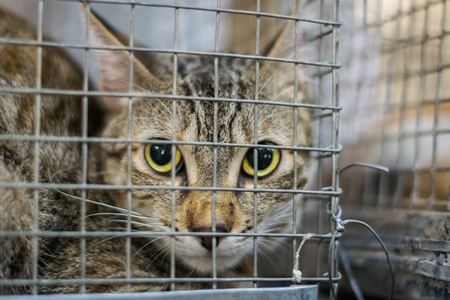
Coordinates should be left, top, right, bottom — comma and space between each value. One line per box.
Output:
0, 7, 104, 294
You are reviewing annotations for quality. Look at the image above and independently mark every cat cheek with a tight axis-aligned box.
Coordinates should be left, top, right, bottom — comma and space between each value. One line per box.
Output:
104, 165, 127, 186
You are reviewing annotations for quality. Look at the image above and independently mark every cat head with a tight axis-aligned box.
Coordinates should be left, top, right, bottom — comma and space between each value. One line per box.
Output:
82, 4, 313, 274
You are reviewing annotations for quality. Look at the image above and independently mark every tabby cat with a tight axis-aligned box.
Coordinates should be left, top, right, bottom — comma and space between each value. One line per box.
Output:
0, 3, 314, 294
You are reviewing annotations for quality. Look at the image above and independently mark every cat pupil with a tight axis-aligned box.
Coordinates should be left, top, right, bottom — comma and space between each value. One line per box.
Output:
246, 147, 273, 171
151, 144, 172, 166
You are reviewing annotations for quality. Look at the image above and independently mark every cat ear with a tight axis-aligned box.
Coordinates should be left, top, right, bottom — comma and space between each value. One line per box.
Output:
79, 3, 161, 113
263, 3, 312, 97
265, 2, 303, 58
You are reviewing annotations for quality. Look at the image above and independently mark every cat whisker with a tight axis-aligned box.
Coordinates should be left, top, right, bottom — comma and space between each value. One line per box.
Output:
89, 228, 139, 246
255, 46, 307, 101
97, 215, 164, 232
53, 189, 143, 217
259, 220, 291, 231
256, 62, 286, 100
102, 80, 172, 130
132, 83, 173, 118
268, 202, 293, 215
260, 236, 292, 248
256, 244, 279, 267
85, 212, 129, 218
263, 209, 292, 223
153, 66, 174, 94
256, 70, 315, 120
256, 237, 292, 258
259, 215, 293, 229
133, 236, 166, 259
83, 212, 160, 226
257, 63, 275, 93
158, 70, 173, 94
264, 201, 294, 217
256, 238, 289, 265
146, 241, 172, 265
127, 214, 162, 222
85, 211, 160, 223
244, 103, 257, 127
184, 264, 199, 278
258, 210, 295, 232
48, 166, 77, 182
269, 86, 297, 103
81, 213, 128, 226
110, 219, 164, 230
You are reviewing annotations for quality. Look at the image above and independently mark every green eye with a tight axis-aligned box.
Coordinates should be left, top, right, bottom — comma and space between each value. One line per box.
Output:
144, 143, 183, 174
242, 142, 280, 178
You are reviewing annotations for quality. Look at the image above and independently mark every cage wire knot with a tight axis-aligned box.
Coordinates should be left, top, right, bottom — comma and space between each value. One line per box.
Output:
324, 162, 394, 300
327, 204, 345, 233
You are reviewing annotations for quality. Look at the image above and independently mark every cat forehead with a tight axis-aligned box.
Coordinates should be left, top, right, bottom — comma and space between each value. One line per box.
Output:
175, 55, 258, 99
134, 55, 278, 119
131, 96, 294, 146
177, 55, 254, 77
127, 55, 297, 141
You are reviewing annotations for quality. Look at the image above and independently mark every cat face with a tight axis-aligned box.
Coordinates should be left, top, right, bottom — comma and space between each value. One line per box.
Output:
84, 6, 313, 275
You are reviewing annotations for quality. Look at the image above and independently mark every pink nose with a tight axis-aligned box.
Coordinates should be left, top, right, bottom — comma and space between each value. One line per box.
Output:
191, 223, 229, 251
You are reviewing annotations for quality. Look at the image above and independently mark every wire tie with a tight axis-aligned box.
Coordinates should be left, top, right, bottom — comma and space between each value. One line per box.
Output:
291, 233, 314, 284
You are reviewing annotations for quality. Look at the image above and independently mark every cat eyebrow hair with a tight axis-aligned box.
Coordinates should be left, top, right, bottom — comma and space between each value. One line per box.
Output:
108, 143, 141, 156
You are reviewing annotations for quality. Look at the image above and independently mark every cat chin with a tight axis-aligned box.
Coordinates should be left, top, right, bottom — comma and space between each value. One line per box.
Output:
174, 238, 251, 275
178, 252, 245, 275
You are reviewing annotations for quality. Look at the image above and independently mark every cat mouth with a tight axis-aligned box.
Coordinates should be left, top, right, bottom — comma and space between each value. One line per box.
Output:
167, 236, 249, 273
180, 252, 245, 274
186, 244, 236, 259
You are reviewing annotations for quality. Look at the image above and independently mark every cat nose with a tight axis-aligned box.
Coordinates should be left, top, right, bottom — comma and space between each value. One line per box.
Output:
191, 223, 229, 251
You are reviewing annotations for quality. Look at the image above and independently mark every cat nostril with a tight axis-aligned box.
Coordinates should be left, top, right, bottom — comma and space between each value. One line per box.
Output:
191, 223, 229, 252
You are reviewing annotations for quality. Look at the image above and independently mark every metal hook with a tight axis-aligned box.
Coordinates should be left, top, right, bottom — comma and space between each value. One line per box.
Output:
339, 162, 389, 175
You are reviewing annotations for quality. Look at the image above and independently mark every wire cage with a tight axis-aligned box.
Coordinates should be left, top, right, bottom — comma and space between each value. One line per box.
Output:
337, 0, 450, 299
0, 0, 342, 299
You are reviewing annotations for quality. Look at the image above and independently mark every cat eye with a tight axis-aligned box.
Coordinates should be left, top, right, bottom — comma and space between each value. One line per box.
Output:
144, 143, 184, 174
242, 142, 280, 178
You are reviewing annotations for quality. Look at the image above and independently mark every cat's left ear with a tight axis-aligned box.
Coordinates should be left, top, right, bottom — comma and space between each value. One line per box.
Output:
79, 3, 162, 113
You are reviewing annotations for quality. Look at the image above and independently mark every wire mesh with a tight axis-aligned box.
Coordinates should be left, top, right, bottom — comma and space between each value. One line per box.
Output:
0, 0, 341, 298
337, 0, 450, 298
